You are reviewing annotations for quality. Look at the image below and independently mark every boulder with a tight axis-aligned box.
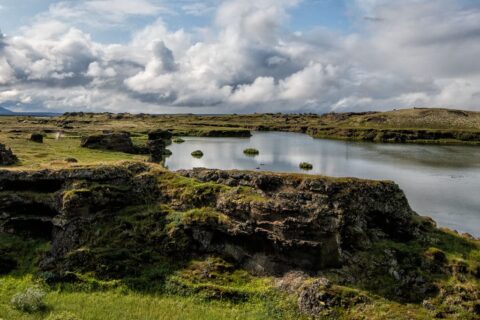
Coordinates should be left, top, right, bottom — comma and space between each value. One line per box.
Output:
80, 133, 138, 154
30, 133, 44, 143
0, 144, 18, 165
147, 129, 172, 163
147, 139, 166, 163
148, 129, 172, 141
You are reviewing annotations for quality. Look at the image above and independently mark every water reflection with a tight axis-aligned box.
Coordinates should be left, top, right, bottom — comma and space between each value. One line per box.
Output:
166, 132, 480, 236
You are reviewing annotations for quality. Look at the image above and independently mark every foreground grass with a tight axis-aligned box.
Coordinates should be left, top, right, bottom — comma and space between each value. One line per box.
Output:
0, 278, 292, 320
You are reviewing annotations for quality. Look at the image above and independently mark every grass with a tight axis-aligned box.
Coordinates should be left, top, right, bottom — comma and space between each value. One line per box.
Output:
0, 276, 304, 320
0, 133, 146, 169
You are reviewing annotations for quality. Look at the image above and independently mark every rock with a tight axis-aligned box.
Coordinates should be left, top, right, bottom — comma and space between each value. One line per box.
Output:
148, 129, 172, 141
30, 133, 44, 143
146, 129, 172, 163
147, 139, 166, 163
0, 144, 18, 165
0, 164, 419, 280
80, 133, 140, 154
0, 251, 17, 274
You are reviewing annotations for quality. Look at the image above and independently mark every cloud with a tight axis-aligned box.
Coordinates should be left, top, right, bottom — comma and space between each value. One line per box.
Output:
182, 3, 216, 16
0, 0, 480, 113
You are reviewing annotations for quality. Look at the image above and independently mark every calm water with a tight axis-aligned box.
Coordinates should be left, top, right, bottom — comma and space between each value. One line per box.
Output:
166, 132, 480, 236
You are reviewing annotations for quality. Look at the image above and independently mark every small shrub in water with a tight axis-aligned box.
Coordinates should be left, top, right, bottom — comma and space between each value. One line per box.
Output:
299, 162, 313, 170
11, 287, 47, 313
191, 150, 204, 158
243, 148, 259, 156
173, 138, 185, 144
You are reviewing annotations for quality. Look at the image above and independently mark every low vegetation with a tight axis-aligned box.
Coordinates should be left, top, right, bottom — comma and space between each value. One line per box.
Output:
243, 148, 259, 156
173, 137, 186, 143
299, 162, 313, 170
191, 150, 204, 158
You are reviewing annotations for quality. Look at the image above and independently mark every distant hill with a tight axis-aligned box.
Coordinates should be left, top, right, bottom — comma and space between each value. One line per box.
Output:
0, 106, 60, 117
0, 106, 14, 115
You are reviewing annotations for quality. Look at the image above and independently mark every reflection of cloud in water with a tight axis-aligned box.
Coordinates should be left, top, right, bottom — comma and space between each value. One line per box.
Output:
167, 132, 480, 236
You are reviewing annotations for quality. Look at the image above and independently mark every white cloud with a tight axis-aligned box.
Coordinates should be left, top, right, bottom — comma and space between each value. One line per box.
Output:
0, 0, 480, 113
182, 3, 216, 16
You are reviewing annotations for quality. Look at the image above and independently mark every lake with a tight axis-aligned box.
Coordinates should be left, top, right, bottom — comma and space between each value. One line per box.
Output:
166, 132, 480, 236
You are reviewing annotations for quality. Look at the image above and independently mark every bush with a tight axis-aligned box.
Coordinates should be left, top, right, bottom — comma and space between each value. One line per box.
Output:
11, 287, 47, 313
173, 138, 185, 144
243, 148, 259, 156
191, 150, 204, 158
299, 162, 313, 170
46, 311, 81, 320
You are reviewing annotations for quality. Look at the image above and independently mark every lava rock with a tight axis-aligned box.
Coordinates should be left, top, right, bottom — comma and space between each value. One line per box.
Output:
30, 133, 44, 143
147, 139, 166, 163
0, 144, 18, 165
80, 133, 138, 154
148, 129, 173, 141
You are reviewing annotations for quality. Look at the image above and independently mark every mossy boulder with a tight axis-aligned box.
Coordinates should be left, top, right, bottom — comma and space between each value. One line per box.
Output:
30, 133, 44, 143
191, 150, 204, 158
0, 143, 18, 165
81, 133, 141, 154
299, 162, 313, 170
243, 148, 259, 156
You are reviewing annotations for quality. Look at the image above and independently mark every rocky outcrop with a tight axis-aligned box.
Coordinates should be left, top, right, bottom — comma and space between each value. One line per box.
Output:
147, 129, 172, 163
0, 163, 419, 278
308, 127, 480, 144
176, 169, 418, 273
80, 132, 145, 154
0, 144, 18, 166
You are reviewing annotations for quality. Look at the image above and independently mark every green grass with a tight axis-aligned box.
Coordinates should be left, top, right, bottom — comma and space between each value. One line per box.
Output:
0, 276, 303, 320
1, 134, 147, 169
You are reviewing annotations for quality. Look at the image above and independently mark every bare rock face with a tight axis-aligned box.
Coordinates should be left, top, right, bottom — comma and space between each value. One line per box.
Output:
0, 144, 18, 166
80, 133, 142, 154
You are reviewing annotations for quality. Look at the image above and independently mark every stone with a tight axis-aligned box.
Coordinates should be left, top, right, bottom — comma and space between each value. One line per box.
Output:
80, 133, 139, 154
0, 144, 18, 165
30, 133, 44, 143
148, 129, 173, 141
147, 139, 166, 163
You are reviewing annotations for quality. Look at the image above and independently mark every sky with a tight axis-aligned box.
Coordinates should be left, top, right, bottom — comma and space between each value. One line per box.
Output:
0, 0, 479, 113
